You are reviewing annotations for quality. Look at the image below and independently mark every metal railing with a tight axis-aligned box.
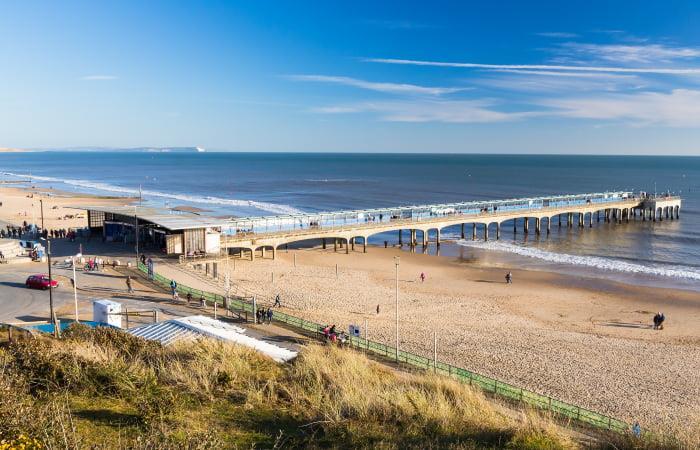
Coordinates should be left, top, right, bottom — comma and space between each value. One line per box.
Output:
137, 262, 630, 433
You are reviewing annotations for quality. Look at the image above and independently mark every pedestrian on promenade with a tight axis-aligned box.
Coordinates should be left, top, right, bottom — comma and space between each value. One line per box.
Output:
274, 294, 281, 307
200, 295, 206, 308
266, 308, 273, 324
186, 292, 193, 304
170, 280, 177, 297
126, 276, 134, 294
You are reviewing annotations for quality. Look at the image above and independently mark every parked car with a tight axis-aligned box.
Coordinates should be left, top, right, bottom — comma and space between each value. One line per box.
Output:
25, 274, 58, 290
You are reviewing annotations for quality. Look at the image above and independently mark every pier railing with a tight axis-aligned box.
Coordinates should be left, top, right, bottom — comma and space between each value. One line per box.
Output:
137, 262, 630, 434
221, 192, 641, 240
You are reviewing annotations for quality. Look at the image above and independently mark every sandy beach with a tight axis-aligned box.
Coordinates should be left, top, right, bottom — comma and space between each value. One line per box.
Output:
0, 185, 134, 231
208, 245, 700, 430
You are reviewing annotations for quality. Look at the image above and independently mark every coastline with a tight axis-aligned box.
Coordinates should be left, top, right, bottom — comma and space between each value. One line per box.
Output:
0, 181, 697, 429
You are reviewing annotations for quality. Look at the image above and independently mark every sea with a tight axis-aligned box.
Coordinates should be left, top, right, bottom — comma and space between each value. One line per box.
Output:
1, 152, 698, 292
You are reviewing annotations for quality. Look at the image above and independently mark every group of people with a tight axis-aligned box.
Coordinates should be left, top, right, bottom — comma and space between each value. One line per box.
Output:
256, 307, 274, 324
652, 312, 666, 330
84, 258, 103, 272
321, 324, 348, 345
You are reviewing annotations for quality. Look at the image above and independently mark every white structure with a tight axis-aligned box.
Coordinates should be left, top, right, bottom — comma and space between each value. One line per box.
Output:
128, 315, 297, 363
93, 299, 122, 328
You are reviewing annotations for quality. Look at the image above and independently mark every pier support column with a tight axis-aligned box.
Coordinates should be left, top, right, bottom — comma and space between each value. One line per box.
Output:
589, 213, 593, 227
558, 214, 562, 227
472, 223, 477, 240
261, 247, 266, 259
461, 223, 465, 239
363, 237, 367, 253
334, 239, 338, 252
346, 238, 349, 254
524, 217, 529, 234
665, 207, 669, 219
513, 219, 517, 234
322, 238, 326, 249
597, 211, 600, 222
436, 229, 441, 246
422, 230, 428, 247
351, 237, 355, 251
626, 209, 630, 223
568, 213, 573, 228
547, 217, 551, 234
399, 229, 403, 246
579, 213, 584, 228
535, 218, 540, 235
496, 223, 501, 240
484, 224, 489, 241
653, 208, 656, 222
411, 229, 417, 246
250, 249, 255, 261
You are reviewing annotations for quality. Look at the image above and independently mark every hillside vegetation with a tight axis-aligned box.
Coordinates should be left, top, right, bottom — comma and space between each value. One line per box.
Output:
0, 325, 691, 449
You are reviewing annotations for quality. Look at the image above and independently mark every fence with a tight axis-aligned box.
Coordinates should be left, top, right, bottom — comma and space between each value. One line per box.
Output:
137, 262, 630, 433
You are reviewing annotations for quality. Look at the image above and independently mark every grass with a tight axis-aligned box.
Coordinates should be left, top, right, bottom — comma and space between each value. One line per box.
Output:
0, 325, 694, 449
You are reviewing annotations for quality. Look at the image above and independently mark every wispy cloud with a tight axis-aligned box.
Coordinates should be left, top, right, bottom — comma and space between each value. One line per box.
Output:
313, 100, 534, 123
364, 57, 700, 75
536, 32, 579, 38
558, 42, 700, 64
487, 69, 637, 79
287, 74, 467, 95
541, 89, 700, 126
80, 75, 118, 81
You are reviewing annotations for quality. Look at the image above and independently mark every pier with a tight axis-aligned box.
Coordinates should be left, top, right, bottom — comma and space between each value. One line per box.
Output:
218, 192, 681, 260
77, 191, 681, 260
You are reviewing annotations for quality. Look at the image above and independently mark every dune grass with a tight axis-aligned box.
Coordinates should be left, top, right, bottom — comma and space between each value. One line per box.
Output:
0, 325, 692, 449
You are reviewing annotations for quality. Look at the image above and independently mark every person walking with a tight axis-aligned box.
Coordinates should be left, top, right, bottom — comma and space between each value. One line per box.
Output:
266, 308, 273, 324
199, 295, 206, 308
505, 272, 513, 284
126, 276, 134, 294
376, 304, 380, 315
274, 294, 281, 308
186, 292, 193, 304
170, 280, 178, 297
420, 272, 426, 283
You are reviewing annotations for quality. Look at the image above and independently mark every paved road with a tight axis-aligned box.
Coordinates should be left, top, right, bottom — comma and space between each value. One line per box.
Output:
0, 263, 77, 322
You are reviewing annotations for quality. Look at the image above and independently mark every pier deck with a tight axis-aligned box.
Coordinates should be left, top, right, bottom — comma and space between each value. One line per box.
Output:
219, 192, 681, 260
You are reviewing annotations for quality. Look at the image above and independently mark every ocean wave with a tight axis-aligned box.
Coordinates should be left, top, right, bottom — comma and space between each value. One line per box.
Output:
2, 172, 303, 215
457, 240, 700, 281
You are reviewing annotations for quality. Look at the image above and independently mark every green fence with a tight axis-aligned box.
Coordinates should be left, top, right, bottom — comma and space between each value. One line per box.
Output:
137, 262, 629, 433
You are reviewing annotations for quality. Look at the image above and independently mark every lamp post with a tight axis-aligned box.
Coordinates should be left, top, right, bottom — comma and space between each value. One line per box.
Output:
40, 198, 55, 334
72, 256, 79, 323
394, 256, 400, 362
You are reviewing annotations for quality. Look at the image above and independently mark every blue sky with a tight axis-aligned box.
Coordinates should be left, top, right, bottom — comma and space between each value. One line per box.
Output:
2, 1, 700, 154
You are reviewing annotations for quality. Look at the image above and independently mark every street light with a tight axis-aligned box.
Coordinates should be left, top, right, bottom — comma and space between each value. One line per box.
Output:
394, 256, 400, 362
40, 199, 56, 333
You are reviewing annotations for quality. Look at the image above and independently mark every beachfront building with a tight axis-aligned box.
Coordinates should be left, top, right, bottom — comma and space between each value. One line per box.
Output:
77, 205, 224, 255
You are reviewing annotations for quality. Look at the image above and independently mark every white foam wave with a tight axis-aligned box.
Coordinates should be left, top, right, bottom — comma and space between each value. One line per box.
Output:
457, 240, 700, 281
2, 172, 303, 215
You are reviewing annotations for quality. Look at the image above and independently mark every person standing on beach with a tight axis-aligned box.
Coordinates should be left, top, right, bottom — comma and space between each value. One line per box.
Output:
126, 276, 134, 294
376, 304, 380, 315
505, 272, 513, 284
274, 294, 281, 308
420, 272, 426, 283
266, 308, 273, 324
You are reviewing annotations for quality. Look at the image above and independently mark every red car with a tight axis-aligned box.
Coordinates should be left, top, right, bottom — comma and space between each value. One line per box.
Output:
25, 274, 59, 290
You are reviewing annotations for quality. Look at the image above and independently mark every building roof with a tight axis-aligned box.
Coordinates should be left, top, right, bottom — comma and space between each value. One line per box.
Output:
128, 315, 298, 362
71, 205, 231, 231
